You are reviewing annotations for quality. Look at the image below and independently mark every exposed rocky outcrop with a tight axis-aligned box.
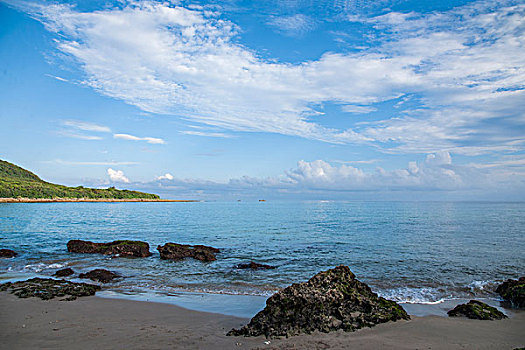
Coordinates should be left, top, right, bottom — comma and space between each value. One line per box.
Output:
0, 249, 17, 258
67, 240, 151, 257
79, 269, 119, 283
235, 262, 276, 270
447, 300, 507, 320
496, 277, 525, 308
0, 278, 100, 300
157, 243, 220, 262
54, 268, 75, 277
227, 265, 409, 338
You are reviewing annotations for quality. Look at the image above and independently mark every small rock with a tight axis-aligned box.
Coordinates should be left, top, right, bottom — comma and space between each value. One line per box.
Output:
496, 277, 525, 308
67, 240, 151, 257
157, 243, 220, 262
0, 278, 100, 300
235, 262, 277, 270
78, 269, 119, 283
54, 268, 74, 277
447, 300, 507, 320
0, 249, 17, 258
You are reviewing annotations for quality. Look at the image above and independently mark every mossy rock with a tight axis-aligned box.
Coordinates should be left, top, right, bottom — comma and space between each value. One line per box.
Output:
157, 243, 220, 262
447, 300, 507, 320
496, 277, 525, 308
227, 265, 409, 338
0, 278, 100, 300
67, 239, 152, 257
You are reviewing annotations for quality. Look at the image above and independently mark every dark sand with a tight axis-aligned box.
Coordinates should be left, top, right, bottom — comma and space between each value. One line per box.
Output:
1, 293, 524, 349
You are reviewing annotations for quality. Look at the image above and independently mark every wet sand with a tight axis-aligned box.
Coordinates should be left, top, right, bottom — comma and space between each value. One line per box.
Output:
1, 293, 524, 350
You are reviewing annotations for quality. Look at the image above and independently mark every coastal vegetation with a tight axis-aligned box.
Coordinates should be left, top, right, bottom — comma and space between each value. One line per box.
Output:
0, 159, 159, 199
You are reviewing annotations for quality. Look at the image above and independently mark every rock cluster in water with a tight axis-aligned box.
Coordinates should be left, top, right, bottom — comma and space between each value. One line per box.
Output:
157, 243, 220, 262
79, 269, 119, 283
54, 268, 75, 277
67, 240, 152, 257
0, 278, 100, 300
235, 262, 276, 270
496, 277, 525, 308
0, 249, 17, 258
447, 300, 507, 320
227, 265, 409, 338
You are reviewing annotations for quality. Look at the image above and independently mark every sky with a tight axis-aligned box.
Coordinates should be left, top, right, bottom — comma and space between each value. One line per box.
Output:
0, 0, 524, 200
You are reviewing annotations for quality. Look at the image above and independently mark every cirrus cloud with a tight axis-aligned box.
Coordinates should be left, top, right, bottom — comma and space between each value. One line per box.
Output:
14, 0, 525, 155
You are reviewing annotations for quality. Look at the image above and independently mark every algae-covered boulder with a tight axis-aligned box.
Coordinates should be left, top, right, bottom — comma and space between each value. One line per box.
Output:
0, 249, 17, 258
0, 278, 100, 300
227, 265, 409, 338
79, 269, 119, 283
235, 262, 276, 270
447, 300, 507, 320
54, 268, 74, 277
67, 240, 151, 257
496, 277, 525, 308
157, 243, 219, 262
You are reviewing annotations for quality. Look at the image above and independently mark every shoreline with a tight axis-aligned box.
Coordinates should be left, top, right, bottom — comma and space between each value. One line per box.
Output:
1, 292, 524, 349
0, 198, 199, 203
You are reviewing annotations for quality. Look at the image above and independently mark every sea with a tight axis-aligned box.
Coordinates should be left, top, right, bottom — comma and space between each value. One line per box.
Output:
1, 201, 524, 317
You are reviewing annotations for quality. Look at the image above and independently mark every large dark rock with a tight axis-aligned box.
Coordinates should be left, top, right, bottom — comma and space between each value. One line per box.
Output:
496, 277, 525, 308
0, 249, 17, 258
447, 300, 507, 320
67, 240, 151, 257
157, 243, 220, 262
227, 265, 409, 338
54, 268, 75, 277
0, 278, 100, 300
79, 269, 119, 283
235, 261, 276, 270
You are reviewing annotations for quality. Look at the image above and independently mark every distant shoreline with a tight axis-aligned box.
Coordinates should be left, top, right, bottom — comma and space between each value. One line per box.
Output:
0, 198, 198, 203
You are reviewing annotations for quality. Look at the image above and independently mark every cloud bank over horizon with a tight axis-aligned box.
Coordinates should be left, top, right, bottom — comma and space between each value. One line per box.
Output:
96, 152, 524, 200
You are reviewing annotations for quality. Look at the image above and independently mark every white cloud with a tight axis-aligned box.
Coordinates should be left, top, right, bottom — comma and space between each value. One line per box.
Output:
62, 120, 111, 133
113, 133, 166, 144
156, 173, 174, 180
267, 14, 316, 36
45, 74, 68, 82
24, 1, 525, 154
107, 168, 129, 183
57, 131, 102, 140
47, 159, 139, 166
341, 105, 378, 114
181, 131, 233, 138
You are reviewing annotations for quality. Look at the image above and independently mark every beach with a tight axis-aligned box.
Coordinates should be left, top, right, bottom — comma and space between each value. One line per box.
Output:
1, 293, 524, 349
0, 198, 197, 203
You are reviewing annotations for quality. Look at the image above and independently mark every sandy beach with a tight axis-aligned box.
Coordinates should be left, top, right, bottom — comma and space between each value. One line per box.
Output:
0, 198, 198, 203
1, 293, 523, 350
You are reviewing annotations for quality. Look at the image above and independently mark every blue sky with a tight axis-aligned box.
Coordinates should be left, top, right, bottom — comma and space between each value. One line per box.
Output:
0, 0, 524, 200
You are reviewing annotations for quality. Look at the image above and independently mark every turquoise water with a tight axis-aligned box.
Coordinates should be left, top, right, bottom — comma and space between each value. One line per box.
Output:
1, 201, 523, 305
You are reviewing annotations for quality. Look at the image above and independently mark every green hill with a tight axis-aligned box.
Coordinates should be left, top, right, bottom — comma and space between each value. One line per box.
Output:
0, 159, 159, 199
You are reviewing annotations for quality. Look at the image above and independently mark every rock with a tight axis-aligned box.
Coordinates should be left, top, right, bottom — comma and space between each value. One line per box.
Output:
235, 262, 276, 270
227, 265, 409, 338
0, 249, 17, 258
157, 243, 220, 262
54, 268, 75, 277
447, 300, 507, 320
496, 277, 525, 308
78, 269, 119, 283
0, 278, 100, 300
67, 240, 151, 257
